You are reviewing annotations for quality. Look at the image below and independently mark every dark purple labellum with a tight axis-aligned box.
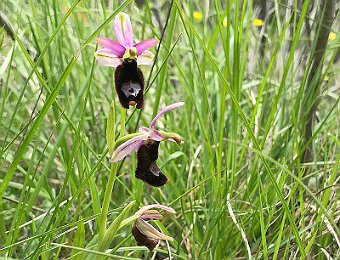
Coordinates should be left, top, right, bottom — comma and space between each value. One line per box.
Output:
132, 224, 158, 251
135, 141, 168, 187
114, 59, 144, 109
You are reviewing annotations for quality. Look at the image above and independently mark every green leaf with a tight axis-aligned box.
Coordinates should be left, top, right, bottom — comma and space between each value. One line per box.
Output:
71, 217, 85, 260
98, 201, 135, 252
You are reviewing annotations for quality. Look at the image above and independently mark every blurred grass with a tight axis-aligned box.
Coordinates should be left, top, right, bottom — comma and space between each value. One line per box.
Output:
0, 0, 339, 259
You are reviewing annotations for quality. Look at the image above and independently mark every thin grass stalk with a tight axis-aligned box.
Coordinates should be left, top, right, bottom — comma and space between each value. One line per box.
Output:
151, 1, 176, 118
175, 0, 307, 256
301, 0, 335, 164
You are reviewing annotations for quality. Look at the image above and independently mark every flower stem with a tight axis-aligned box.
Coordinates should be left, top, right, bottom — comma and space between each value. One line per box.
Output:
120, 107, 126, 137
98, 106, 126, 248
98, 163, 118, 242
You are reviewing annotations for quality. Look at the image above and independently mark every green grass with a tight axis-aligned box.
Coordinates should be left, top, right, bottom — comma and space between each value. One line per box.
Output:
1, 0, 339, 259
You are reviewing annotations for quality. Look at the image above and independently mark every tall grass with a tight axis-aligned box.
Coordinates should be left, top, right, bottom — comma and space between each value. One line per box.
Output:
0, 0, 339, 259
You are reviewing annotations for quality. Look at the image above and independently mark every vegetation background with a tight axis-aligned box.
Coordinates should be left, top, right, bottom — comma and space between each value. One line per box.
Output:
0, 0, 339, 259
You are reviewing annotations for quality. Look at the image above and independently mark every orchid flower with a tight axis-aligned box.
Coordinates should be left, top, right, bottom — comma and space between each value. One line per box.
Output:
131, 204, 175, 251
95, 12, 159, 109
111, 102, 184, 187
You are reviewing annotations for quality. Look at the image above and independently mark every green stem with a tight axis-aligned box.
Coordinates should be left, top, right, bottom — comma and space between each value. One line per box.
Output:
120, 107, 126, 137
98, 163, 118, 242
98, 107, 126, 249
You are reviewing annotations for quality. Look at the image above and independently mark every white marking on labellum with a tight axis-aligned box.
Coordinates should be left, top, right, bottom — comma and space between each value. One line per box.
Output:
121, 82, 141, 97
149, 161, 161, 177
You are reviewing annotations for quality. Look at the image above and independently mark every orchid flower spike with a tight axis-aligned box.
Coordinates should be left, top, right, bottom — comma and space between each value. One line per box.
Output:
94, 12, 159, 109
111, 102, 184, 187
132, 204, 175, 251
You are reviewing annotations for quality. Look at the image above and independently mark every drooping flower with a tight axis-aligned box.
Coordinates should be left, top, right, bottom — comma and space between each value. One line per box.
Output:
111, 102, 184, 187
131, 204, 175, 251
135, 141, 168, 187
95, 12, 159, 109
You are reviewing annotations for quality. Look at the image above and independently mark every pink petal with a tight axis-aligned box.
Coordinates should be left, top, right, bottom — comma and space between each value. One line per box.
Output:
149, 130, 164, 141
137, 204, 176, 216
94, 49, 122, 68
167, 138, 177, 143
134, 38, 159, 55
137, 51, 154, 66
139, 127, 150, 133
111, 134, 148, 162
96, 38, 126, 56
150, 102, 185, 128
140, 210, 163, 221
114, 12, 133, 48
136, 219, 173, 241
